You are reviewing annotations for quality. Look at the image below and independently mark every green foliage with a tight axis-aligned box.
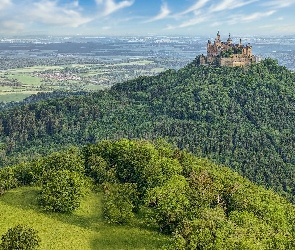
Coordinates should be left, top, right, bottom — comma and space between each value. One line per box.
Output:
0, 167, 18, 194
38, 170, 85, 213
220, 48, 234, 58
86, 154, 116, 184
83, 139, 295, 249
1, 58, 295, 205
2, 139, 295, 248
102, 182, 138, 224
145, 175, 189, 234
0, 224, 40, 250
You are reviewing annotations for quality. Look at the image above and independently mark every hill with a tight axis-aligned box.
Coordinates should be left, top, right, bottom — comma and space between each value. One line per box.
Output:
1, 139, 295, 249
1, 58, 295, 202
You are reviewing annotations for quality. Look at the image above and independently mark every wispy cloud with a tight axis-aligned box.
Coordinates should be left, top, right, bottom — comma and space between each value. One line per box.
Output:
168, 11, 209, 29
242, 10, 276, 21
210, 0, 258, 12
179, 15, 207, 28
176, 0, 209, 16
29, 0, 92, 27
96, 0, 135, 16
0, 0, 12, 10
263, 0, 295, 8
228, 10, 276, 24
145, 2, 170, 22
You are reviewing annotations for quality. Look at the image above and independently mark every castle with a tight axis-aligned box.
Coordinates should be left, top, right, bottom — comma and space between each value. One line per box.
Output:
198, 31, 260, 67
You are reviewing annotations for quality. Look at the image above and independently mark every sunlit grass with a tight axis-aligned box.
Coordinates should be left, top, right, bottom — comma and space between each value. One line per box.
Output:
0, 186, 169, 250
6, 74, 41, 85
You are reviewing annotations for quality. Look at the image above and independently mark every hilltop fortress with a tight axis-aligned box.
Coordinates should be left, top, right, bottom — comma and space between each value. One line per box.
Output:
198, 31, 260, 67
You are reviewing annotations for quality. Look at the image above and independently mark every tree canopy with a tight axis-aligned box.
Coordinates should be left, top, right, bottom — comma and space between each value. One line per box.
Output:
1, 58, 295, 203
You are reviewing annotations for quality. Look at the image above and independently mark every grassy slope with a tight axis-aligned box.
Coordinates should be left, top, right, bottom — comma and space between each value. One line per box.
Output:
0, 187, 169, 250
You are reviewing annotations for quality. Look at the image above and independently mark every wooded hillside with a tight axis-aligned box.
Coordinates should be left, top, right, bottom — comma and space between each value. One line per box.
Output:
1, 58, 295, 202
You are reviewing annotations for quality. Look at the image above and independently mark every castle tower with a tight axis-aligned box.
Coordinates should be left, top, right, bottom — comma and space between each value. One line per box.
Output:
227, 33, 232, 45
215, 31, 221, 45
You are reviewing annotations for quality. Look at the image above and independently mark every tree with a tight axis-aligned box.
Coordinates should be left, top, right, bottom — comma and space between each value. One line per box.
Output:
145, 175, 189, 233
102, 182, 138, 224
0, 224, 40, 250
38, 170, 85, 213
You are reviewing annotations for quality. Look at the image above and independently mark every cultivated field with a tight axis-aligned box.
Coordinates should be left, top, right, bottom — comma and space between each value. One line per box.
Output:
0, 59, 165, 103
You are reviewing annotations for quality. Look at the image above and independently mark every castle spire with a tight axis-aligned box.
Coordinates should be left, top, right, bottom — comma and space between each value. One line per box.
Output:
216, 31, 221, 42
227, 33, 232, 44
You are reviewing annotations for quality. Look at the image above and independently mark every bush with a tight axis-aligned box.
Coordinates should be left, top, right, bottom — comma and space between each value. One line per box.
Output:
103, 182, 138, 224
0, 167, 18, 194
0, 224, 40, 250
38, 170, 85, 213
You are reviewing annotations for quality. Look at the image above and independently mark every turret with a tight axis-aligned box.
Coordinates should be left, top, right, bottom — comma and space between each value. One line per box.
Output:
227, 33, 232, 44
216, 31, 220, 41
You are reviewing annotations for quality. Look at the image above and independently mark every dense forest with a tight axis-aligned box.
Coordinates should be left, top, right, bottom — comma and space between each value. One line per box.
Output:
1, 58, 295, 203
1, 139, 295, 249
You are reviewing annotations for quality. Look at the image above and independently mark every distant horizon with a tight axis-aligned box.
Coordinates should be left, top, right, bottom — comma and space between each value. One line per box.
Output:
0, 33, 295, 39
0, 0, 295, 36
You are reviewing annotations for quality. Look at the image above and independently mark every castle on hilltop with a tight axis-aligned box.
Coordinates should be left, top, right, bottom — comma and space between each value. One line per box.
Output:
197, 31, 260, 67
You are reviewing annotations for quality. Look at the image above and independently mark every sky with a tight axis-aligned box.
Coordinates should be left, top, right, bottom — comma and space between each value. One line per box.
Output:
0, 0, 295, 36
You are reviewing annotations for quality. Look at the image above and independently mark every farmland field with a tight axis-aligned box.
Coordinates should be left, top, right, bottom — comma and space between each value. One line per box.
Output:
0, 60, 166, 103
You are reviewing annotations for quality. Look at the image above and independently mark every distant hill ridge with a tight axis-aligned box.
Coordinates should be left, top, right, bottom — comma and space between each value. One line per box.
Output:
1, 58, 295, 203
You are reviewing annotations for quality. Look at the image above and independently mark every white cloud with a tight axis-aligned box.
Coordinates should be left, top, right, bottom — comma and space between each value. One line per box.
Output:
145, 2, 170, 22
177, 11, 208, 28
0, 20, 24, 33
96, 0, 135, 16
263, 0, 295, 8
179, 16, 206, 28
29, 0, 92, 27
228, 10, 276, 24
242, 10, 276, 21
210, 0, 258, 12
176, 0, 209, 16
0, 0, 12, 10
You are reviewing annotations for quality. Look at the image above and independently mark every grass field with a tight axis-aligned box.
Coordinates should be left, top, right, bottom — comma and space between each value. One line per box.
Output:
6, 74, 42, 85
0, 187, 169, 249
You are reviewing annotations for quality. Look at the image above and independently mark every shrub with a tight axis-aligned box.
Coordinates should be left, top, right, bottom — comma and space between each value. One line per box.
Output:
38, 170, 85, 213
103, 182, 138, 224
0, 224, 40, 250
0, 167, 18, 193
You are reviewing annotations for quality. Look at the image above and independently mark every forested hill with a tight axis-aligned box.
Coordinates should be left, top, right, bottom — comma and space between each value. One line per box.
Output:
1, 58, 295, 202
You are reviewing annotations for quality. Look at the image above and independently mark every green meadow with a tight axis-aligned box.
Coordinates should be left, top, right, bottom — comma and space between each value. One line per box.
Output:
0, 186, 169, 250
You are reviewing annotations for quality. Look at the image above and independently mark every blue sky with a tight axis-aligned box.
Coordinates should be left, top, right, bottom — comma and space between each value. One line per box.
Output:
0, 0, 295, 36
